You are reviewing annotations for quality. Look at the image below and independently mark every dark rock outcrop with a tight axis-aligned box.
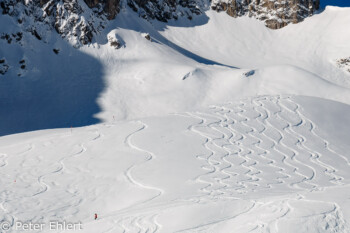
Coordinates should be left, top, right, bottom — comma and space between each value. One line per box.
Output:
84, 0, 121, 19
1, 0, 106, 46
0, 58, 9, 75
143, 33, 151, 41
336, 57, 350, 73
107, 33, 122, 49
127, 0, 203, 21
211, 0, 320, 29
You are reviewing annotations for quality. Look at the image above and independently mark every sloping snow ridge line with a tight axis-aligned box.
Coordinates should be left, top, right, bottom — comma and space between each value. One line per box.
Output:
0, 95, 349, 233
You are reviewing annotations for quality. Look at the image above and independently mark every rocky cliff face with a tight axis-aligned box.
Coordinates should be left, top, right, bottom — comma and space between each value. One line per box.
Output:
211, 0, 320, 29
127, 0, 206, 21
1, 0, 110, 46
0, 0, 208, 46
0, 0, 320, 47
84, 0, 121, 19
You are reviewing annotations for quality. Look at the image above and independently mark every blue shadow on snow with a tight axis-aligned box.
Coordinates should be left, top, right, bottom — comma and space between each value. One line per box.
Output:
0, 38, 105, 136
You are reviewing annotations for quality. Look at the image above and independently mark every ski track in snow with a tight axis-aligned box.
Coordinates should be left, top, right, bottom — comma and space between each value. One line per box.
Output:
100, 121, 164, 233
189, 95, 350, 198
0, 153, 8, 169
0, 143, 36, 229
108, 214, 160, 233
0, 95, 349, 232
34, 143, 87, 197
186, 95, 350, 232
0, 130, 100, 232
124, 121, 164, 201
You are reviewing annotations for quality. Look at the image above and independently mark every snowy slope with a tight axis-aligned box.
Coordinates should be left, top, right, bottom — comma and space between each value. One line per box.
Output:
0, 2, 350, 233
0, 95, 350, 233
88, 6, 350, 124
1, 5, 350, 135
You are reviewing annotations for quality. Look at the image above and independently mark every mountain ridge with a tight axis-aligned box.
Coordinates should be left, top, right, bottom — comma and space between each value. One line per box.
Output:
1, 0, 320, 46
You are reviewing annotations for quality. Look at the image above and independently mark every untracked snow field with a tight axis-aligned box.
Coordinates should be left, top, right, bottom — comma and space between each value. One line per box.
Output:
1, 95, 350, 233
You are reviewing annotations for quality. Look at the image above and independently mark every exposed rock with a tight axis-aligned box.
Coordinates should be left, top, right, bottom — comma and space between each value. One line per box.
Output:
182, 71, 192, 80
338, 57, 350, 65
211, 0, 320, 29
107, 32, 122, 49
0, 59, 9, 75
0, 0, 321, 47
127, 0, 204, 22
142, 33, 151, 41
0, 65, 9, 75
1, 32, 22, 44
110, 40, 121, 48
84, 0, 121, 20
19, 59, 26, 70
243, 70, 255, 77
104, 0, 121, 19
336, 57, 350, 73
31, 29, 42, 40
1, 33, 12, 44
1, 0, 106, 46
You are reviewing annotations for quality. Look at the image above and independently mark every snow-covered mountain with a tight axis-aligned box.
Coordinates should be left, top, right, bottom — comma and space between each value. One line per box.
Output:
1, 0, 349, 136
0, 0, 350, 232
0, 0, 320, 47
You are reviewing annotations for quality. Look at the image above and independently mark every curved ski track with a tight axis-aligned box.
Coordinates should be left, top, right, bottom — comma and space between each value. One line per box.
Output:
1, 95, 349, 233
103, 121, 164, 233
187, 95, 350, 232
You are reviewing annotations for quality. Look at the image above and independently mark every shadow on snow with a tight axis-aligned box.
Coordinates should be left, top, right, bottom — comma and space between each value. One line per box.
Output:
0, 37, 105, 136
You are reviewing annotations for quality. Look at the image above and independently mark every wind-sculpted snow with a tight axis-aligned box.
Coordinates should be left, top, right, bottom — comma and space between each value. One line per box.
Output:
0, 95, 349, 233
